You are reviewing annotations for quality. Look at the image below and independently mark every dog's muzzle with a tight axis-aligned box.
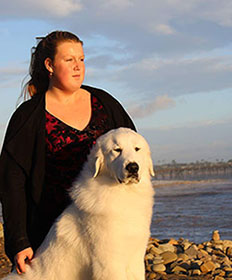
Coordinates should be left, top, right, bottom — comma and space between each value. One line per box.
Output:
125, 162, 139, 182
126, 162, 139, 175
117, 162, 140, 184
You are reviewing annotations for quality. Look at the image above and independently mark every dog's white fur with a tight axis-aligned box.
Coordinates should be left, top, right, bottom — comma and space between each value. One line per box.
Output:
4, 128, 154, 280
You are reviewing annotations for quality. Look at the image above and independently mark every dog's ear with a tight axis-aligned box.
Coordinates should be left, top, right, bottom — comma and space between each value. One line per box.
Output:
93, 152, 104, 178
88, 145, 104, 178
148, 155, 155, 177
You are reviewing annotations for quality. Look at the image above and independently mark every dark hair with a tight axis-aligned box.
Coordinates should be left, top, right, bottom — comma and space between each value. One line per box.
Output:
23, 31, 83, 98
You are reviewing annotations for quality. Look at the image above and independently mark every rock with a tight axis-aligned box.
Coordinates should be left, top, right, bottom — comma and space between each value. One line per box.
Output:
197, 248, 210, 259
0, 223, 3, 238
145, 253, 154, 260
168, 238, 178, 245
160, 251, 177, 265
190, 261, 201, 269
224, 267, 232, 272
158, 243, 175, 253
214, 276, 225, 280
177, 253, 189, 261
214, 243, 224, 251
169, 260, 183, 270
147, 272, 157, 279
212, 230, 220, 241
146, 243, 155, 251
226, 271, 232, 278
222, 258, 232, 267
181, 240, 192, 250
146, 264, 152, 272
185, 244, 198, 258
149, 238, 160, 247
175, 245, 184, 254
189, 269, 201, 276
206, 246, 213, 253
223, 240, 232, 249
179, 261, 191, 270
226, 247, 232, 257
198, 243, 204, 249
153, 256, 164, 265
152, 263, 166, 272
214, 268, 226, 277
200, 260, 217, 273
212, 248, 226, 258
150, 246, 162, 255
171, 265, 187, 274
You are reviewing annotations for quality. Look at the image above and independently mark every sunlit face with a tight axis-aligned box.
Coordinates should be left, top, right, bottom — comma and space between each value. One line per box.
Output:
46, 41, 85, 93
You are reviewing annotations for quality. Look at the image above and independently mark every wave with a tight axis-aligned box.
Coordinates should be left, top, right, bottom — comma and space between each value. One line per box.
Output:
152, 178, 231, 188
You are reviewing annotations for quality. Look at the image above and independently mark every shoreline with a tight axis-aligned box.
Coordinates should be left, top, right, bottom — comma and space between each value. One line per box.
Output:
152, 178, 230, 188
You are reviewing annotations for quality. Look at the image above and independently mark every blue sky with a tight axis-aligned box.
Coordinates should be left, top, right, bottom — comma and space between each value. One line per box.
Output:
0, 0, 232, 163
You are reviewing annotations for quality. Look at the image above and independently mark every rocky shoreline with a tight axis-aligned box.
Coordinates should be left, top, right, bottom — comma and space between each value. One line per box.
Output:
0, 225, 231, 279
0, 224, 12, 279
145, 231, 232, 280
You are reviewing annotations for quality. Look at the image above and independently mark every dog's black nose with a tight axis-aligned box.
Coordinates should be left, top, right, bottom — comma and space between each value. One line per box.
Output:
126, 162, 139, 174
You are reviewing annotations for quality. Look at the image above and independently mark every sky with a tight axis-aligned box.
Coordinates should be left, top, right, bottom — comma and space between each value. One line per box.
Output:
0, 0, 232, 164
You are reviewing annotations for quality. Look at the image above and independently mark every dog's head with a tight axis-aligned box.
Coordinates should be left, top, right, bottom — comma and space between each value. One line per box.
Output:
87, 128, 154, 184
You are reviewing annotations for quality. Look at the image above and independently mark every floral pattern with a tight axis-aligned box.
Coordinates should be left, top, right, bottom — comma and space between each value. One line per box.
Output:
37, 95, 110, 233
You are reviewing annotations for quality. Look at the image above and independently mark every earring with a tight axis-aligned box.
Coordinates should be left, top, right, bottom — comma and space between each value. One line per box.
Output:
49, 72, 53, 77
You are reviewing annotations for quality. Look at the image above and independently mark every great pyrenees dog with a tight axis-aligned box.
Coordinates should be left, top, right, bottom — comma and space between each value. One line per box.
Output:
4, 128, 155, 280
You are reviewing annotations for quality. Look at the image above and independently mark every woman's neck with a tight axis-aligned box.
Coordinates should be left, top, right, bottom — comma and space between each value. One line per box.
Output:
46, 87, 83, 105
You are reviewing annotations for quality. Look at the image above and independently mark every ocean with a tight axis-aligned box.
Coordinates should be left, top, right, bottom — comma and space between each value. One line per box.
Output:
151, 179, 232, 244
1, 179, 232, 244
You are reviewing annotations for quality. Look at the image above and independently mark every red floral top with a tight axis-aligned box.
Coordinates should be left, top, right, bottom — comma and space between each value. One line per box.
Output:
35, 95, 110, 241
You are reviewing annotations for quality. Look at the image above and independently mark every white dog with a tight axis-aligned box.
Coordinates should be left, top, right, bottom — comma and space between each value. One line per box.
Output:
4, 128, 155, 280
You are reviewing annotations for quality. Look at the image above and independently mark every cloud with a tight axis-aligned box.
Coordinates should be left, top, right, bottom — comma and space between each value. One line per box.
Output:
0, 0, 82, 18
128, 94, 176, 118
140, 120, 232, 163
0, 63, 28, 90
60, 0, 232, 56
84, 51, 232, 107
154, 117, 232, 131
97, 0, 133, 10
197, 0, 232, 27
2, 0, 232, 101
2, 0, 232, 56
106, 55, 232, 98
149, 24, 176, 35
0, 64, 27, 83
0, 66, 26, 77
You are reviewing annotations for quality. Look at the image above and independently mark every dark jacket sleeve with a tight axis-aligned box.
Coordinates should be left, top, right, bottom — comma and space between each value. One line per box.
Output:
110, 97, 136, 131
0, 110, 31, 261
0, 150, 30, 260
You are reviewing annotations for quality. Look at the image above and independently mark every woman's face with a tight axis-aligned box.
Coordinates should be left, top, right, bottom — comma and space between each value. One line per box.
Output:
47, 41, 85, 93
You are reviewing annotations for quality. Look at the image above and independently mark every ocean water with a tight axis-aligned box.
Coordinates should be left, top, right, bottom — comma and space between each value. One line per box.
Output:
1, 179, 232, 244
151, 179, 232, 244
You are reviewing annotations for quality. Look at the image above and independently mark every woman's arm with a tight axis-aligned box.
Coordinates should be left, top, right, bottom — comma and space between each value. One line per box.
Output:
0, 148, 31, 262
0, 105, 33, 263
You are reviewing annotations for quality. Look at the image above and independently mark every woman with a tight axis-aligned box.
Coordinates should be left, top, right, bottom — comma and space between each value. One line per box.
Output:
0, 31, 135, 274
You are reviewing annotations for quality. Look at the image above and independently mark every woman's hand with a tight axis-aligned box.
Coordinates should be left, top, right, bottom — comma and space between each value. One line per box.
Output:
14, 247, 34, 274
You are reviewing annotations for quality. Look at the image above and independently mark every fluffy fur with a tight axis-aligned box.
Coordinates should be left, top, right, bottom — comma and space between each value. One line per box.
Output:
4, 128, 155, 280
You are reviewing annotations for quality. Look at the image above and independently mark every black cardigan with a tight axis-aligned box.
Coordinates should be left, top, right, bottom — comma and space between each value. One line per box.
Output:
0, 85, 136, 261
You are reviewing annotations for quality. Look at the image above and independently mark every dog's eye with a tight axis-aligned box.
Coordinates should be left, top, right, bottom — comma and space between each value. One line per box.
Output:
114, 148, 122, 153
135, 147, 140, 152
